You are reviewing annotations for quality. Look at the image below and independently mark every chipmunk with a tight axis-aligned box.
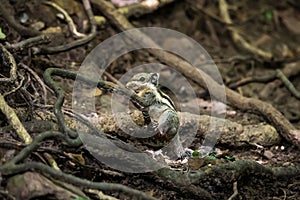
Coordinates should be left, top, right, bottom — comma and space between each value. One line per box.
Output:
126, 72, 184, 158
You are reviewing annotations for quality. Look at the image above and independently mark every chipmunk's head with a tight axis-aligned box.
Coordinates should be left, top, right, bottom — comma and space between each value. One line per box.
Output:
126, 73, 159, 92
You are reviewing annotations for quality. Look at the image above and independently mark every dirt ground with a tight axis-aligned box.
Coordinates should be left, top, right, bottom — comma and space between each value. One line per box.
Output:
0, 0, 300, 199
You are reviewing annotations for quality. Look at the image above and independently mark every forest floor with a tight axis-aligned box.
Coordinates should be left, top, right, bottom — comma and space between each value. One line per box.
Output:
0, 0, 300, 199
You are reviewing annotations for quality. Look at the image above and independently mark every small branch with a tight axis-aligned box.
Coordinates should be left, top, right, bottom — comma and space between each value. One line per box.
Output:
103, 71, 123, 85
228, 181, 238, 200
5, 35, 50, 51
259, 62, 300, 99
36, 0, 97, 54
0, 94, 32, 144
228, 72, 277, 89
44, 1, 86, 38
276, 69, 300, 99
3, 71, 25, 97
219, 0, 272, 59
19, 63, 49, 104
43, 153, 60, 170
1, 130, 80, 168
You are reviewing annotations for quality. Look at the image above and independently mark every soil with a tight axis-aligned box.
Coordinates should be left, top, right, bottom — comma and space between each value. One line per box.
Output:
0, 0, 300, 199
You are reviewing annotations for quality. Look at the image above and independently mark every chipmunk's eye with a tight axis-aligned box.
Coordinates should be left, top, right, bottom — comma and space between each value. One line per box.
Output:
139, 77, 145, 82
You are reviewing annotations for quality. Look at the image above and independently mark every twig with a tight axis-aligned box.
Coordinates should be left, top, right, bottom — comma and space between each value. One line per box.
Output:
228, 181, 238, 200
280, 188, 287, 200
44, 1, 86, 38
104, 71, 123, 86
37, 0, 97, 54
82, 0, 97, 29
228, 72, 277, 89
3, 131, 75, 166
276, 69, 300, 100
0, 94, 32, 144
44, 152, 60, 170
5, 35, 50, 51
219, 0, 272, 59
3, 71, 25, 97
259, 62, 300, 99
19, 63, 49, 104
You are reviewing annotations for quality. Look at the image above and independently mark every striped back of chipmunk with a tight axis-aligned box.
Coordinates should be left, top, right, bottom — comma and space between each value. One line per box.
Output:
155, 86, 176, 110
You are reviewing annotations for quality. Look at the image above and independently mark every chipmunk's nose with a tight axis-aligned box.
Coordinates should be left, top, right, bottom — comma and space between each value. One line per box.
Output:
126, 81, 139, 91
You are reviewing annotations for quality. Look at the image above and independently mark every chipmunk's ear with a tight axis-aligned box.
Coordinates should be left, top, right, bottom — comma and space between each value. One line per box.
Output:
150, 73, 159, 86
